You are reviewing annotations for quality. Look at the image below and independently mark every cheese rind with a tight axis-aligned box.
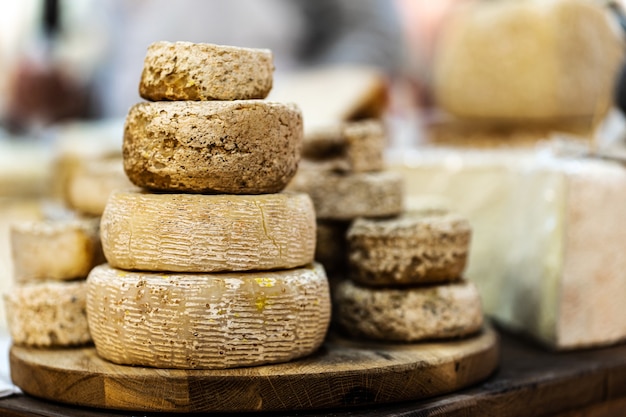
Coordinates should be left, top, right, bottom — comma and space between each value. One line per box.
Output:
4, 281, 90, 347
287, 169, 404, 220
86, 263, 331, 369
139, 41, 273, 101
123, 101, 302, 194
348, 210, 471, 286
11, 218, 104, 282
334, 279, 483, 342
101, 190, 316, 272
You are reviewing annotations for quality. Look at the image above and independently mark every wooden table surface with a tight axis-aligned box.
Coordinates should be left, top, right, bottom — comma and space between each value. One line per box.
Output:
1, 325, 626, 417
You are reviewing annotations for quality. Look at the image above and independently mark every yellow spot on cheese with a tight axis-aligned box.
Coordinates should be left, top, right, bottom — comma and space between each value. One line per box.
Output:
254, 277, 276, 288
255, 295, 267, 312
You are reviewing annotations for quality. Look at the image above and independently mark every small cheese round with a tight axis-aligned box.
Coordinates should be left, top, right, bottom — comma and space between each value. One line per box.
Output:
334, 279, 483, 342
5, 281, 91, 347
287, 168, 404, 220
123, 100, 302, 194
139, 41, 273, 101
87, 263, 331, 370
11, 218, 104, 282
348, 210, 471, 286
101, 190, 316, 273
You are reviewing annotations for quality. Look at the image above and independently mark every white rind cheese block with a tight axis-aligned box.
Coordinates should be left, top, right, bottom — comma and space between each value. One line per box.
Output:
11, 218, 104, 282
334, 279, 483, 342
101, 190, 316, 273
4, 281, 91, 347
87, 263, 331, 369
392, 148, 626, 349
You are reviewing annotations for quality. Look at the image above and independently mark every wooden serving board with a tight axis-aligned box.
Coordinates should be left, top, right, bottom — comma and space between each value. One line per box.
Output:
9, 326, 498, 413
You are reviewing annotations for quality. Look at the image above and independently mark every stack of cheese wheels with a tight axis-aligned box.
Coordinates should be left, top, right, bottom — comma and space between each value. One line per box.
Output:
87, 41, 331, 370
4, 217, 104, 347
334, 209, 484, 342
287, 119, 404, 277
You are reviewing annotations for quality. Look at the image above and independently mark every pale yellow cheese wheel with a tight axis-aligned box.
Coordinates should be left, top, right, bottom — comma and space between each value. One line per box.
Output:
101, 190, 316, 272
87, 263, 331, 369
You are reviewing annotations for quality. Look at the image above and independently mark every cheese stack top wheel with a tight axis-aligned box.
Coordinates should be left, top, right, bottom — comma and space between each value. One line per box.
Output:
334, 279, 483, 342
139, 41, 274, 101
123, 101, 303, 194
101, 190, 316, 273
348, 210, 471, 286
87, 263, 331, 369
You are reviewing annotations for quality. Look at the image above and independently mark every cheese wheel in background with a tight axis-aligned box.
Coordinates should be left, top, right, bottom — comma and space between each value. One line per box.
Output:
5, 281, 90, 347
87, 263, 331, 369
287, 168, 404, 220
11, 218, 104, 282
101, 190, 316, 272
315, 220, 351, 279
139, 41, 273, 101
334, 279, 483, 342
123, 101, 302, 194
348, 210, 471, 286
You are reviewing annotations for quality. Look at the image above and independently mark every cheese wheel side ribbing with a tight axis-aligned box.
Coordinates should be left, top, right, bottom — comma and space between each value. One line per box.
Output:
101, 190, 316, 272
86, 263, 331, 369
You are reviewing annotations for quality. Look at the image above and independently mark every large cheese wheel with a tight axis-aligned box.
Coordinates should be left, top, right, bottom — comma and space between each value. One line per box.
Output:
123, 101, 302, 194
87, 263, 331, 369
348, 210, 471, 286
139, 41, 273, 101
334, 279, 483, 342
101, 190, 316, 273
11, 218, 104, 282
4, 281, 90, 347
287, 168, 404, 220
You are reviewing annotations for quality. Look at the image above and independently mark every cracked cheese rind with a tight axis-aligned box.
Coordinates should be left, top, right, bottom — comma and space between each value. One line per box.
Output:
101, 190, 316, 273
86, 263, 331, 369
123, 100, 302, 194
11, 218, 104, 282
348, 210, 471, 286
287, 168, 404, 220
5, 281, 91, 347
334, 279, 483, 342
139, 41, 274, 101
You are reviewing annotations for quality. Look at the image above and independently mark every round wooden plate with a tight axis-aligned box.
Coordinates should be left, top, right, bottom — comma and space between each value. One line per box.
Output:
9, 326, 498, 413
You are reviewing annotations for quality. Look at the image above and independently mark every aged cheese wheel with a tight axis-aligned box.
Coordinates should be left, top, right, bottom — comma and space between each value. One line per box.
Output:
287, 168, 404, 220
334, 279, 483, 342
123, 100, 302, 194
139, 41, 273, 101
87, 263, 331, 369
101, 190, 316, 272
4, 281, 90, 347
65, 157, 136, 216
11, 218, 104, 282
302, 119, 386, 173
348, 210, 471, 286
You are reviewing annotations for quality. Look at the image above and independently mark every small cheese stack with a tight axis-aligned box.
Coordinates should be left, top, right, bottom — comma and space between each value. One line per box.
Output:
87, 41, 331, 370
333, 210, 484, 342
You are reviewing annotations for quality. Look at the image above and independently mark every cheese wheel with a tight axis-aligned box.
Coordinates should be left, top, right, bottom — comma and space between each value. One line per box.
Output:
348, 210, 471, 286
123, 101, 302, 194
4, 281, 90, 347
139, 41, 273, 101
65, 157, 137, 216
334, 279, 483, 342
101, 190, 316, 272
87, 263, 331, 369
11, 218, 104, 282
287, 168, 404, 220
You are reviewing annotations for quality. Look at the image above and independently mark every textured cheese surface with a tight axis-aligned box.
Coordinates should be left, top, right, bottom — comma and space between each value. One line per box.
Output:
101, 190, 316, 272
348, 210, 471, 286
334, 279, 483, 342
11, 218, 104, 282
5, 281, 91, 347
287, 169, 404, 220
87, 263, 331, 369
140, 41, 273, 101
123, 100, 302, 194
